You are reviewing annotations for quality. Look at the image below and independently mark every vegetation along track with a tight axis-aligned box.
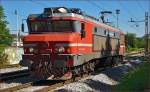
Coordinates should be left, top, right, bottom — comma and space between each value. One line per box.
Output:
0, 69, 29, 83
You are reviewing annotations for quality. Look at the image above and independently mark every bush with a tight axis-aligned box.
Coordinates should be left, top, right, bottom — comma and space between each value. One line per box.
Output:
0, 45, 9, 65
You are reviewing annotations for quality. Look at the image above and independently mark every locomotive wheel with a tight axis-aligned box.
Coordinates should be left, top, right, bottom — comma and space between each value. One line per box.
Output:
70, 67, 79, 80
112, 56, 122, 67
89, 62, 95, 72
60, 71, 73, 80
82, 64, 87, 73
80, 65, 84, 77
74, 67, 79, 76
86, 62, 90, 75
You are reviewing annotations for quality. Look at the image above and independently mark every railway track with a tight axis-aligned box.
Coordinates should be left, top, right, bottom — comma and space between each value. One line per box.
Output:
0, 60, 142, 92
34, 54, 146, 92
0, 60, 129, 92
0, 81, 33, 92
0, 79, 66, 92
0, 69, 29, 83
0, 66, 103, 92
34, 74, 89, 92
0, 73, 89, 92
0, 52, 145, 92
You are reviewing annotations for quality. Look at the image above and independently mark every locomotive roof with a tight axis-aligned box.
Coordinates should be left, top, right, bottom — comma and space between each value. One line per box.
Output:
28, 13, 124, 34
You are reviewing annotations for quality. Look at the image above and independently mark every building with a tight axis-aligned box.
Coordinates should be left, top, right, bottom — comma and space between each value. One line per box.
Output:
11, 34, 23, 47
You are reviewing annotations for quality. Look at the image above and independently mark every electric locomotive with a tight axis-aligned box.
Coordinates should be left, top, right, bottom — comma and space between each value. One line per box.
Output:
20, 7, 125, 79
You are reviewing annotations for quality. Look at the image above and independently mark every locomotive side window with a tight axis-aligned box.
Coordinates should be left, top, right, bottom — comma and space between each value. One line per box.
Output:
115, 32, 119, 38
109, 31, 114, 37
104, 30, 107, 35
94, 27, 97, 33
100, 28, 106, 36
93, 27, 105, 36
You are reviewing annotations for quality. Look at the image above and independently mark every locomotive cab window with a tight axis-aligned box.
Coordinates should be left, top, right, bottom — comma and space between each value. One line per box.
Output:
29, 20, 81, 33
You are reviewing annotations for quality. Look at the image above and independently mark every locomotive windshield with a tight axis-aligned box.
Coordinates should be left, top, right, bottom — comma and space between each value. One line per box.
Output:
29, 20, 81, 33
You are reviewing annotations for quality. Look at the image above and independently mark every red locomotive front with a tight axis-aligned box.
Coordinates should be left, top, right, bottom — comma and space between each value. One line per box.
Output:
20, 7, 125, 79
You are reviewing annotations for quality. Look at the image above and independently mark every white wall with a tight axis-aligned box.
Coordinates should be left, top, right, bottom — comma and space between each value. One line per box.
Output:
4, 47, 23, 64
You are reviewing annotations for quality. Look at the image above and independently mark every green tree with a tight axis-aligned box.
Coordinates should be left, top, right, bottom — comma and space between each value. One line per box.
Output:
125, 33, 137, 48
0, 5, 12, 53
136, 37, 145, 48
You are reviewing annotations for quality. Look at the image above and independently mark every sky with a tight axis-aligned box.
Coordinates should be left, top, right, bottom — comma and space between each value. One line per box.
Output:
1, 0, 149, 37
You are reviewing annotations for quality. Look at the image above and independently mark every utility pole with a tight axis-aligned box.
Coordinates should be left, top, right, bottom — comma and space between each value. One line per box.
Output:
15, 10, 19, 47
148, 0, 150, 89
148, 0, 150, 55
116, 9, 120, 28
145, 12, 149, 56
129, 12, 149, 56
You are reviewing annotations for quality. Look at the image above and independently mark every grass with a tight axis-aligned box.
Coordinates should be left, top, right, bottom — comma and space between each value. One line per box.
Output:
115, 62, 149, 92
126, 48, 144, 53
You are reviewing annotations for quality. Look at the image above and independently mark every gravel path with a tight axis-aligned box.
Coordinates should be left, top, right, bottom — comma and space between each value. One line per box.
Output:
52, 60, 143, 92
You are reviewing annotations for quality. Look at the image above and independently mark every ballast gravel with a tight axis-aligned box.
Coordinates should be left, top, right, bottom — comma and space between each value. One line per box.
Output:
0, 67, 28, 74
52, 60, 143, 92
0, 76, 38, 90
0, 59, 144, 92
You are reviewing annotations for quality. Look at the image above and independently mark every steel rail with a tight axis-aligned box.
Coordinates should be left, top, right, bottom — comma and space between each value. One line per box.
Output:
0, 82, 33, 92
0, 69, 29, 82
34, 74, 89, 92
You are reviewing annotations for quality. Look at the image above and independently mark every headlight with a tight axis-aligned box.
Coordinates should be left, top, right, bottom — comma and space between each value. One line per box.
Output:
55, 46, 65, 53
33, 49, 38, 54
29, 48, 34, 53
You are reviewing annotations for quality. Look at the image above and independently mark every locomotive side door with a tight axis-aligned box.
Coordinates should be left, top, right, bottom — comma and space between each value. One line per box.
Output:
78, 22, 92, 54
119, 33, 125, 55
76, 21, 93, 64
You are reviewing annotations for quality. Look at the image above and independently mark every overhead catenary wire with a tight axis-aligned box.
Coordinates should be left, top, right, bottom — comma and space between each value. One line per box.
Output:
86, 0, 140, 32
29, 0, 48, 7
118, 1, 138, 20
118, 1, 143, 32
135, 0, 146, 12
117, 0, 142, 30
87, 0, 105, 11
29, 0, 141, 34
